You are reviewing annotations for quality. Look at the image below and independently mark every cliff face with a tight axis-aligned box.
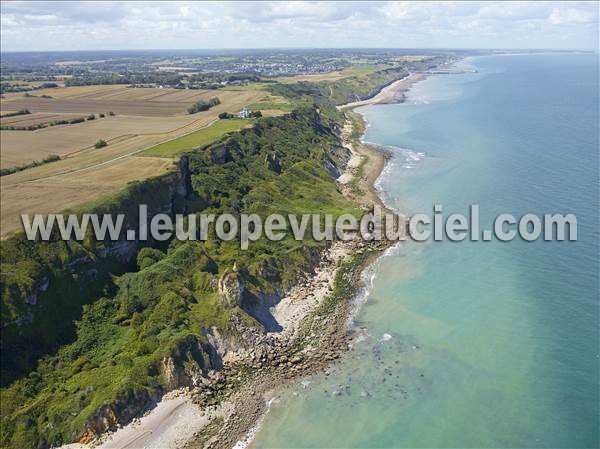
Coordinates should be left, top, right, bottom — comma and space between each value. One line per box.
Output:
77, 333, 215, 441
75, 320, 263, 441
324, 143, 352, 178
1, 106, 356, 449
0, 157, 191, 385
74, 120, 351, 442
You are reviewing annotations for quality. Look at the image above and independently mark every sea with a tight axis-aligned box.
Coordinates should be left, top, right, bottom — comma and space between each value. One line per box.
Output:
250, 53, 599, 448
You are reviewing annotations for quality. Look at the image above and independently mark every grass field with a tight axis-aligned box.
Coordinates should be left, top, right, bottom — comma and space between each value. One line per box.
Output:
141, 119, 251, 157
274, 64, 389, 83
221, 82, 278, 91
248, 94, 295, 115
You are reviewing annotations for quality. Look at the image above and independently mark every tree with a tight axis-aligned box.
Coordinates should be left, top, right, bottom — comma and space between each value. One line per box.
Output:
188, 97, 220, 114
137, 247, 166, 270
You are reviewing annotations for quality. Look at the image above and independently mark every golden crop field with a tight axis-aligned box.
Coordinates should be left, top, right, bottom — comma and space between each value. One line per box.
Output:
1, 112, 79, 127
1, 156, 174, 238
0, 86, 265, 167
1, 115, 201, 166
0, 85, 269, 236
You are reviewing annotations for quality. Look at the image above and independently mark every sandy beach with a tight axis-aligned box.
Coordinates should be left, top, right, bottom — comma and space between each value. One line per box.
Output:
339, 73, 425, 109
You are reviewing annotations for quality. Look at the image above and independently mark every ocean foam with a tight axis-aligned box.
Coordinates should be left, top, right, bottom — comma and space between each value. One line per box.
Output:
380, 333, 393, 342
232, 396, 279, 449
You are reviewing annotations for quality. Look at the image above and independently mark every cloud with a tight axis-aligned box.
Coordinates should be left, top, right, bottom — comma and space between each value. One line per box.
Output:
1, 1, 598, 51
549, 6, 598, 25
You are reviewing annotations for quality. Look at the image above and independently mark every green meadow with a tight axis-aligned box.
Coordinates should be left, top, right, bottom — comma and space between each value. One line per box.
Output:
142, 119, 251, 157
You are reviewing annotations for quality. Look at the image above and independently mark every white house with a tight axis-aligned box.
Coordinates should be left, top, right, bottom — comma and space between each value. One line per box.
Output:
238, 108, 251, 119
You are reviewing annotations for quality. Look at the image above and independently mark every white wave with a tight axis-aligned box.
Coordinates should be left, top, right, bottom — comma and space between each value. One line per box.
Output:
348, 326, 371, 349
380, 333, 393, 342
396, 148, 426, 169
405, 96, 431, 105
232, 397, 279, 449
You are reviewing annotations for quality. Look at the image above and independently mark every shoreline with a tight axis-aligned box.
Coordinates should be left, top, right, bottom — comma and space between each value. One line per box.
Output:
224, 74, 433, 445
339, 72, 425, 110
210, 92, 414, 448
74, 73, 420, 449
194, 111, 397, 449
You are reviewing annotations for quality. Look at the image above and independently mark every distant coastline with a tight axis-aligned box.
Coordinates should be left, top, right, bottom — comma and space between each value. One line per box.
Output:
339, 72, 425, 109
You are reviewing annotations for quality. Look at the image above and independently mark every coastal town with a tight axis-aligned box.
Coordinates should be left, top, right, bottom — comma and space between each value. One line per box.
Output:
1, 49, 458, 93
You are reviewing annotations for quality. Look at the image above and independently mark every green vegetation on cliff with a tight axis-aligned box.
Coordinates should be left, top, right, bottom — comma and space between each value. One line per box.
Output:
0, 59, 425, 448
0, 103, 355, 448
269, 66, 408, 105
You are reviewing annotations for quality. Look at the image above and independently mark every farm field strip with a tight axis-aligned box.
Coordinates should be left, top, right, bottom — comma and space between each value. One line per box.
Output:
1, 156, 173, 238
0, 97, 187, 116
0, 113, 81, 126
1, 116, 195, 166
51, 118, 223, 178
0, 86, 268, 236
0, 89, 266, 167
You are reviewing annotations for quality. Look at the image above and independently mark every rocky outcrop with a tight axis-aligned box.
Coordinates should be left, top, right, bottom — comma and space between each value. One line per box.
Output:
265, 152, 282, 173
78, 384, 159, 444
79, 334, 217, 442
218, 265, 245, 308
78, 405, 119, 444
323, 139, 352, 179
160, 335, 212, 389
23, 276, 49, 306
210, 145, 230, 165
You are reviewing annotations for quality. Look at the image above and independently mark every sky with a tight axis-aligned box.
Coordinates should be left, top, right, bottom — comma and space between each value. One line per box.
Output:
1, 1, 598, 52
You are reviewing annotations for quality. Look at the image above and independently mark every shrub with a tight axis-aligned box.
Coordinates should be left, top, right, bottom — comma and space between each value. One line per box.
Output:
86, 114, 95, 121
43, 154, 60, 163
95, 139, 108, 149
0, 154, 60, 176
0, 109, 30, 118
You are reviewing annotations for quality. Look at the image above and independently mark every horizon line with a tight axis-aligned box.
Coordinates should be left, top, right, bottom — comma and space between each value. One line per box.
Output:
1, 47, 597, 54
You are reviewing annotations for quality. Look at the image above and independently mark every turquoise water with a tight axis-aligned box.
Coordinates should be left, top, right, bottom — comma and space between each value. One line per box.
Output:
252, 54, 599, 448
